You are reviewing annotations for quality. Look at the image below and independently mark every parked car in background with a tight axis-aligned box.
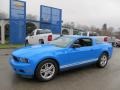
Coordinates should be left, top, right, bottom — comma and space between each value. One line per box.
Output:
26, 29, 60, 44
10, 36, 113, 81
76, 31, 99, 36
94, 36, 116, 45
75, 31, 116, 46
114, 39, 120, 47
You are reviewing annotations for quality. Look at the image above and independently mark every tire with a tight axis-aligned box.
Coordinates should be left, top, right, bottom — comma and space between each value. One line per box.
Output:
25, 40, 29, 46
39, 39, 44, 44
35, 60, 58, 81
113, 43, 117, 47
96, 53, 109, 68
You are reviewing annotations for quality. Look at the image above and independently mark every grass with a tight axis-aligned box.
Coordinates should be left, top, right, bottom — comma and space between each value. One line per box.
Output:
0, 44, 25, 49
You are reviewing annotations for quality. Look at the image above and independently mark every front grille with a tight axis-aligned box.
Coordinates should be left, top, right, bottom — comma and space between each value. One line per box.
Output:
12, 55, 19, 62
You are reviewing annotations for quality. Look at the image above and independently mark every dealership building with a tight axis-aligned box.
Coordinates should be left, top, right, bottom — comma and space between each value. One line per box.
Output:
0, 18, 83, 44
1, 0, 84, 44
0, 18, 40, 44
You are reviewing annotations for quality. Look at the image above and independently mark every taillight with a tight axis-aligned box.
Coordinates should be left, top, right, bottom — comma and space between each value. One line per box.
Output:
48, 35, 52, 41
104, 37, 108, 42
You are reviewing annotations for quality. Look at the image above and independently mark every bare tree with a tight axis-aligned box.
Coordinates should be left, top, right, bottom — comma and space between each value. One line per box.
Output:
107, 27, 114, 36
26, 14, 37, 20
90, 26, 101, 35
114, 28, 120, 39
90, 26, 97, 31
102, 24, 107, 31
63, 22, 75, 29
63, 22, 115, 37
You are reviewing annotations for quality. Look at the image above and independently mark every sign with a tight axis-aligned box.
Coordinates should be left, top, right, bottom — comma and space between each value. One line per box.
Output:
40, 5, 62, 34
10, 0, 26, 44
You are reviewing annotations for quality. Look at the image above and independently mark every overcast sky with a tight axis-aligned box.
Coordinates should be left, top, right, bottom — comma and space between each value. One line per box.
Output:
0, 0, 120, 29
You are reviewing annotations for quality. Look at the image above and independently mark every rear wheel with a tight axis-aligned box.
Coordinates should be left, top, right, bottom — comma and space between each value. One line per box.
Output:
35, 60, 58, 81
39, 39, 44, 44
96, 53, 109, 68
113, 42, 117, 47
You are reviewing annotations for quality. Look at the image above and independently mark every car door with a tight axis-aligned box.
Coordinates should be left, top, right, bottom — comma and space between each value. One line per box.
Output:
28, 30, 37, 44
30, 30, 40, 44
36, 30, 52, 43
67, 38, 97, 66
33, 30, 46, 44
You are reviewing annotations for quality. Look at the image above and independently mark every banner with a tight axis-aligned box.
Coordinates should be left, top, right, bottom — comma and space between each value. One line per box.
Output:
10, 0, 26, 44
40, 5, 62, 34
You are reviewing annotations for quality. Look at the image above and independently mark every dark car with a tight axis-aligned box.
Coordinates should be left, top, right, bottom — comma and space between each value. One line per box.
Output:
115, 39, 120, 47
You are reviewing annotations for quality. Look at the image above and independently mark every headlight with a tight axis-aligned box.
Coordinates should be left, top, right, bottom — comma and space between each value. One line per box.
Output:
19, 58, 29, 63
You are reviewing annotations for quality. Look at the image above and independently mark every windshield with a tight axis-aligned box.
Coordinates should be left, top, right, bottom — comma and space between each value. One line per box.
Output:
49, 37, 73, 48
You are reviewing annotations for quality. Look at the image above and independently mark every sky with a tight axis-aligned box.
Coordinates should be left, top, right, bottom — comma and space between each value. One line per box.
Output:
0, 0, 120, 29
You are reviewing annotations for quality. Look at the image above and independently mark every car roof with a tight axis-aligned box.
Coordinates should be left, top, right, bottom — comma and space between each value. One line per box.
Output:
36, 29, 51, 31
62, 35, 94, 39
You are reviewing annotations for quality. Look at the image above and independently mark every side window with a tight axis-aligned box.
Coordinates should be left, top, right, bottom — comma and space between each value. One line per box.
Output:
96, 39, 102, 44
36, 30, 51, 35
36, 30, 41, 35
45, 30, 51, 33
79, 38, 92, 47
72, 39, 81, 48
74, 39, 80, 44
73, 38, 92, 47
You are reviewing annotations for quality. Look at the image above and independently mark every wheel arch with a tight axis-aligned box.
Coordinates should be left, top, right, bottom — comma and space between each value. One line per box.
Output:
101, 51, 109, 58
39, 39, 44, 44
34, 57, 60, 75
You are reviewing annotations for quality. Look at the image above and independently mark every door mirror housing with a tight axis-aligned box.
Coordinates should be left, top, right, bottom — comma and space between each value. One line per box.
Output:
71, 44, 80, 48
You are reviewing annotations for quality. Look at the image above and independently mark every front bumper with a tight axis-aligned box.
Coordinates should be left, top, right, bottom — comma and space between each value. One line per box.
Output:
10, 59, 35, 76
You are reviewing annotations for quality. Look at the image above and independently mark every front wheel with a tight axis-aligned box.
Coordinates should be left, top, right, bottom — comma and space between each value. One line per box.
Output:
25, 40, 29, 46
35, 60, 58, 81
96, 53, 109, 68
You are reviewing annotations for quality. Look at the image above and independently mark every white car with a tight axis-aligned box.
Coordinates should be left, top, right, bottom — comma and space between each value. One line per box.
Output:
95, 36, 116, 45
76, 31, 115, 45
76, 31, 99, 36
26, 29, 60, 44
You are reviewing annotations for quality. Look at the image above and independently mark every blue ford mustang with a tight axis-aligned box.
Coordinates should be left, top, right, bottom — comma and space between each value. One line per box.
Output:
10, 36, 113, 81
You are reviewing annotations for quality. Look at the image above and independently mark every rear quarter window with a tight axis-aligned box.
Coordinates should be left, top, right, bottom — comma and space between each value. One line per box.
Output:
95, 39, 103, 44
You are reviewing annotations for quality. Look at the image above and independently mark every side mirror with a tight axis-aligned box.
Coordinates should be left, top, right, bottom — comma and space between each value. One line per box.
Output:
71, 44, 80, 48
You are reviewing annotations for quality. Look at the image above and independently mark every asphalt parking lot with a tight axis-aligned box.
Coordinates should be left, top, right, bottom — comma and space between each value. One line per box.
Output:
0, 48, 120, 90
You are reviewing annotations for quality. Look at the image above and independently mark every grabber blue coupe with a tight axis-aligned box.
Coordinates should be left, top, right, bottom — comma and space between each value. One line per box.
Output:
10, 36, 113, 81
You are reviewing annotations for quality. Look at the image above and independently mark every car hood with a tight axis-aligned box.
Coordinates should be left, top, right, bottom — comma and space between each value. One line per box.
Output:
12, 44, 62, 58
